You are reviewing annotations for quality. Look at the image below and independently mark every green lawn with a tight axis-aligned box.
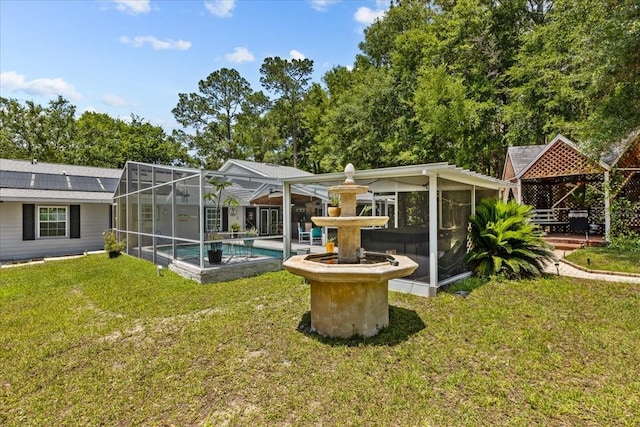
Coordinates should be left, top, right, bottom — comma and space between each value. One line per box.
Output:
1, 255, 639, 426
565, 247, 640, 274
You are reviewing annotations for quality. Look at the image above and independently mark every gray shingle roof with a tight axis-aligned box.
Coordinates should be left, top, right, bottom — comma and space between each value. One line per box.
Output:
0, 188, 114, 203
507, 145, 545, 177
220, 159, 313, 179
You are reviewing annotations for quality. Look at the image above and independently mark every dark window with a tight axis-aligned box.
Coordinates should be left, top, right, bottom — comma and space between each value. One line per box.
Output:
23, 204, 35, 240
70, 205, 80, 239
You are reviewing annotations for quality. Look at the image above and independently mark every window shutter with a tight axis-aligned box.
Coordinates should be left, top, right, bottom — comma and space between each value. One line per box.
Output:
23, 204, 36, 240
70, 205, 81, 239
222, 207, 229, 232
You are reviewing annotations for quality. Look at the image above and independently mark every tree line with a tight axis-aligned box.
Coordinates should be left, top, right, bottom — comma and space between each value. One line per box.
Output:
2, 0, 638, 177
0, 96, 189, 169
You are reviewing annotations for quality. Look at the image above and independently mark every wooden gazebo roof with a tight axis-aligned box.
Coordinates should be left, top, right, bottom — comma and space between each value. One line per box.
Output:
612, 131, 640, 169
503, 134, 609, 182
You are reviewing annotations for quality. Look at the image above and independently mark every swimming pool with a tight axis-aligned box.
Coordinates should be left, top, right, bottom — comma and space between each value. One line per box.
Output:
156, 243, 283, 260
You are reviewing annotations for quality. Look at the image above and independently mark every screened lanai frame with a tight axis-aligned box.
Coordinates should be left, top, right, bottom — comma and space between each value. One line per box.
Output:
112, 161, 292, 269
281, 163, 511, 295
112, 161, 511, 293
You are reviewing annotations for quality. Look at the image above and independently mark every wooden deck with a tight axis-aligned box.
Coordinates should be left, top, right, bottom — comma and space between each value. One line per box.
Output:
543, 232, 606, 250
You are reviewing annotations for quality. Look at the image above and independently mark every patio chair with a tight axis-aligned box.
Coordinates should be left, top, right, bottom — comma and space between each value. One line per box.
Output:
298, 225, 311, 243
311, 227, 323, 245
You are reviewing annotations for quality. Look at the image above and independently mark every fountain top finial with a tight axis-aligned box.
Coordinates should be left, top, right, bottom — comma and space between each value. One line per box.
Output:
344, 163, 355, 184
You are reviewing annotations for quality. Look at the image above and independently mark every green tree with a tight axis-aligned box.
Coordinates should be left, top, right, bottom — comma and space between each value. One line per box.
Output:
172, 68, 253, 168
121, 115, 188, 167
574, 0, 640, 153
314, 66, 402, 169
234, 91, 281, 163
0, 96, 76, 163
504, 0, 640, 156
413, 65, 479, 165
259, 57, 314, 168
504, 0, 588, 147
466, 198, 556, 278
301, 82, 332, 173
74, 112, 188, 168
74, 112, 122, 167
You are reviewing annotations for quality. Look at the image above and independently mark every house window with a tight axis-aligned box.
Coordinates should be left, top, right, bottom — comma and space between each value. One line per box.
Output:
205, 207, 221, 232
38, 206, 67, 237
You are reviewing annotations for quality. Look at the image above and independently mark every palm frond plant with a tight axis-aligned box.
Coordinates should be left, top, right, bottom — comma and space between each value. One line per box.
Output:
466, 199, 556, 278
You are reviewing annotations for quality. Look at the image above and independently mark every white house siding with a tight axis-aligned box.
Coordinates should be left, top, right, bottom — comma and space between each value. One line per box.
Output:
0, 201, 111, 262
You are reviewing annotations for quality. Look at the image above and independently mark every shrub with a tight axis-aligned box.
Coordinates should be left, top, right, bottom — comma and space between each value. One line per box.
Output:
609, 197, 640, 252
103, 230, 126, 253
466, 199, 556, 278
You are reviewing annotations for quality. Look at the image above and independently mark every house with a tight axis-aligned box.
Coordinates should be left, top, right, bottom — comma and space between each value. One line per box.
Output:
0, 158, 121, 263
217, 159, 318, 236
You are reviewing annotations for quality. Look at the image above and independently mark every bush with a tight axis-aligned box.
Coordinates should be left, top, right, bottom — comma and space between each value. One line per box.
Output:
103, 230, 126, 253
466, 199, 556, 278
609, 197, 640, 252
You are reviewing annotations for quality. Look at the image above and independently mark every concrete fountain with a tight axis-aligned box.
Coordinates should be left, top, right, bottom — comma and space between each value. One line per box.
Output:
283, 164, 418, 338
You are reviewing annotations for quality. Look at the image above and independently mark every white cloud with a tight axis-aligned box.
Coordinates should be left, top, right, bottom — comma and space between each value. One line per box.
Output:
113, 0, 151, 15
310, 0, 339, 12
119, 35, 191, 50
354, 6, 386, 25
101, 94, 127, 107
225, 47, 255, 64
204, 0, 235, 17
0, 71, 82, 100
289, 49, 306, 60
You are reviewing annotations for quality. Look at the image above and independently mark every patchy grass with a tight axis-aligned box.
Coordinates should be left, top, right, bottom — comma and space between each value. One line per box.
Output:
565, 247, 640, 274
1, 254, 639, 426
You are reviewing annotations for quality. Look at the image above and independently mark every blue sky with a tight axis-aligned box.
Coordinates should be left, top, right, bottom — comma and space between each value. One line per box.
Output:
0, 0, 388, 132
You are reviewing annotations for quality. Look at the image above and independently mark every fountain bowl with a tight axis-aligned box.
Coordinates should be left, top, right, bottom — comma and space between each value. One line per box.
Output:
283, 252, 417, 284
283, 253, 418, 338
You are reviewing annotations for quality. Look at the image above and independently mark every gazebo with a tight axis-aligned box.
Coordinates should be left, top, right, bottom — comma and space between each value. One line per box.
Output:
503, 132, 640, 241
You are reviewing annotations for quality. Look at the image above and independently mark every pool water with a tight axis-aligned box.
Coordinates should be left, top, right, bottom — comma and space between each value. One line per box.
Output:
157, 243, 283, 260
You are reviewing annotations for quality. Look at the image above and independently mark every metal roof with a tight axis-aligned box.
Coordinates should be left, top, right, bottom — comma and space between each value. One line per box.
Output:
281, 162, 511, 190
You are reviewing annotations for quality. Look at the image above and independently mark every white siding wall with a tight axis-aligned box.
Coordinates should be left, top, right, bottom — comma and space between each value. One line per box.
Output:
0, 201, 111, 262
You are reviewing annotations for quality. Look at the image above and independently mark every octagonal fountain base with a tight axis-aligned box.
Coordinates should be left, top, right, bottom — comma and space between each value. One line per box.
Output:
284, 253, 418, 338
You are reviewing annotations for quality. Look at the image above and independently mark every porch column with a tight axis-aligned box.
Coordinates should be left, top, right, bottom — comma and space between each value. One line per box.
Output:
171, 171, 177, 259
604, 171, 611, 242
471, 186, 476, 215
394, 191, 399, 228
152, 166, 157, 265
428, 173, 438, 294
283, 182, 292, 259
199, 169, 205, 269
